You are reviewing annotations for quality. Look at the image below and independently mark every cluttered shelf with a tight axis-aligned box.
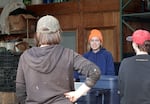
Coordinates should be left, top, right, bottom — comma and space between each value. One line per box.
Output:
0, 1, 38, 54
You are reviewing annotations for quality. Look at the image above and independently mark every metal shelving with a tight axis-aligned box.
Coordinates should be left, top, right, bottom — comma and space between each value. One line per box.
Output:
120, 0, 150, 58
121, 0, 150, 31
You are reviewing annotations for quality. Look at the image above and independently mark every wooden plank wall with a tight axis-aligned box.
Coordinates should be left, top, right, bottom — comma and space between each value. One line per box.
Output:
0, 0, 120, 61
27, 0, 120, 62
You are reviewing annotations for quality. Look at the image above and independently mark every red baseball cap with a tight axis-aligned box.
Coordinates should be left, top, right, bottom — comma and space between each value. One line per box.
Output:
126, 29, 150, 45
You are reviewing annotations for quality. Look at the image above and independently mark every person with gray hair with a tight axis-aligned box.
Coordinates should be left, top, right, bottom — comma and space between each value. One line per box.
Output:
16, 15, 101, 104
118, 29, 150, 104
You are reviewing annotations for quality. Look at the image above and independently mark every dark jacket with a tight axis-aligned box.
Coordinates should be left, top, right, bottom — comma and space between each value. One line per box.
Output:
83, 48, 115, 75
118, 55, 150, 104
16, 45, 100, 104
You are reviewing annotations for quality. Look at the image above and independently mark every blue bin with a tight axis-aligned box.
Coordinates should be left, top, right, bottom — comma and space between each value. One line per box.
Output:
43, 0, 53, 3
76, 88, 110, 104
79, 75, 120, 104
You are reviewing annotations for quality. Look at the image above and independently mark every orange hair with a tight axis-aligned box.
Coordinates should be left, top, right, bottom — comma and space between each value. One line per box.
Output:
88, 29, 103, 43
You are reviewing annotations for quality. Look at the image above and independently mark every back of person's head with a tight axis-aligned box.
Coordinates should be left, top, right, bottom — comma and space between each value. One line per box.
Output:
88, 29, 103, 43
36, 15, 62, 46
126, 29, 150, 52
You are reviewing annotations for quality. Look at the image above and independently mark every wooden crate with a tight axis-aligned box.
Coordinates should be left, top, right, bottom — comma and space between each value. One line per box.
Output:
0, 92, 18, 104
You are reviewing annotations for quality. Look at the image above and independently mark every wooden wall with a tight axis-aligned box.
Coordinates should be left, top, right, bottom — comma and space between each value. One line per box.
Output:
26, 0, 120, 62
0, 0, 120, 62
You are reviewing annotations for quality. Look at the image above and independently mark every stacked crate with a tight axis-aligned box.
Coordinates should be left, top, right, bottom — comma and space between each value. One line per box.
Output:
0, 51, 21, 92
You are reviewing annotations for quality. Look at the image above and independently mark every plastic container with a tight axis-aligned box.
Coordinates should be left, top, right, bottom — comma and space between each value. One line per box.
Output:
76, 88, 110, 104
43, 0, 53, 3
79, 75, 120, 104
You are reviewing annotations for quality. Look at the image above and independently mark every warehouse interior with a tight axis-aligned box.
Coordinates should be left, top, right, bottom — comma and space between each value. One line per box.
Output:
0, 0, 150, 103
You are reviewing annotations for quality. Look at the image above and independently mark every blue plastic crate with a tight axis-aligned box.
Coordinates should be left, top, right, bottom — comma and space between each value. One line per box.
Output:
79, 75, 118, 89
79, 75, 120, 104
76, 88, 110, 104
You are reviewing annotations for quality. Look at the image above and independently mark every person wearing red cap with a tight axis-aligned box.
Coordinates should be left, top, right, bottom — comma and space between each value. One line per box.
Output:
118, 29, 150, 104
83, 29, 115, 75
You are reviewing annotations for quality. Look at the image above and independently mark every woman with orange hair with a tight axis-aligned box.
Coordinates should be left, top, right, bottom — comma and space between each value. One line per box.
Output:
83, 29, 115, 75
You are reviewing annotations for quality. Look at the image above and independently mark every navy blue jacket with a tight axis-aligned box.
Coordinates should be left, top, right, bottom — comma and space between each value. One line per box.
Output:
83, 48, 115, 75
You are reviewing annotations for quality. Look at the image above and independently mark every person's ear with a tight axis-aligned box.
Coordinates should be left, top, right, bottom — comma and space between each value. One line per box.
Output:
132, 42, 140, 53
